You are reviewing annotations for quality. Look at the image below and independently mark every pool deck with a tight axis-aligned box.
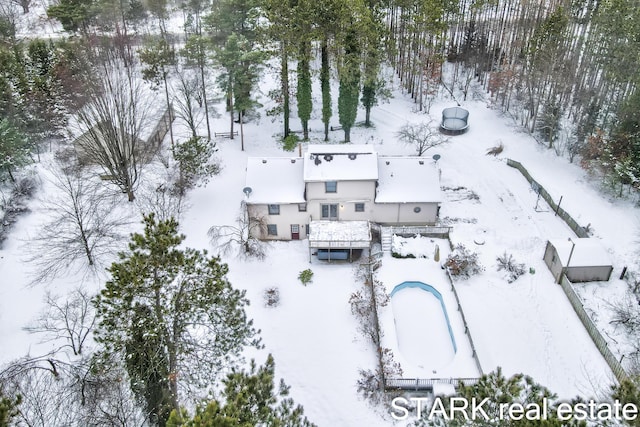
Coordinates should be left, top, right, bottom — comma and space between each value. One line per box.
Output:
376, 240, 481, 379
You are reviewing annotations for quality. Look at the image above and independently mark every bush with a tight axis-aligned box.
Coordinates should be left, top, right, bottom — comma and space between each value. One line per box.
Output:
263, 287, 280, 307
281, 134, 299, 152
445, 244, 484, 279
496, 252, 526, 283
298, 269, 313, 286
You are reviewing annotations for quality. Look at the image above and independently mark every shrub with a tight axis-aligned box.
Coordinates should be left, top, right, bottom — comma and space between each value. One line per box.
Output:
298, 269, 313, 286
263, 287, 280, 307
281, 134, 299, 152
496, 252, 526, 283
445, 244, 484, 279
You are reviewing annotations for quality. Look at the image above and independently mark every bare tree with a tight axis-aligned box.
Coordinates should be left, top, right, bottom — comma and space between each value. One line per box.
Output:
0, 354, 146, 427
208, 202, 267, 259
73, 59, 152, 202
174, 69, 205, 138
26, 162, 129, 284
396, 120, 450, 156
24, 288, 96, 357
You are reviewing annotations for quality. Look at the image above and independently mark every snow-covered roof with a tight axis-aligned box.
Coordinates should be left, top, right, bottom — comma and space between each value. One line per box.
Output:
245, 157, 305, 204
308, 220, 371, 248
549, 238, 612, 268
376, 157, 442, 203
303, 144, 379, 182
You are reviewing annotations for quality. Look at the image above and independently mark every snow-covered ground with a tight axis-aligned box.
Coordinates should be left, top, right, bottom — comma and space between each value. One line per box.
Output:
1, 46, 639, 425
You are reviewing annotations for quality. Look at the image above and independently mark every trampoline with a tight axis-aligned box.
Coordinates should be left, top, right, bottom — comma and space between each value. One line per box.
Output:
440, 107, 469, 135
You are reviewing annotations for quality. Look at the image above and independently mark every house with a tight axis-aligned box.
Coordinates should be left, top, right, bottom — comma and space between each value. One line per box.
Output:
244, 144, 442, 244
244, 157, 308, 240
543, 238, 613, 283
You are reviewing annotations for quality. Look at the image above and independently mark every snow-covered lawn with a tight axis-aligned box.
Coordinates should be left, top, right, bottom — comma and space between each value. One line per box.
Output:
2, 63, 639, 426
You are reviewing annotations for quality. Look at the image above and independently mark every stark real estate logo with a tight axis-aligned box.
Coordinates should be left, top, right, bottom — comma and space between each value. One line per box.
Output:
390, 396, 640, 422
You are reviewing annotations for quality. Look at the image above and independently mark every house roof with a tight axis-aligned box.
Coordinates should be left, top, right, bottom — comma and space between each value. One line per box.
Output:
548, 238, 612, 268
308, 220, 371, 249
245, 157, 305, 204
376, 157, 442, 203
303, 144, 379, 182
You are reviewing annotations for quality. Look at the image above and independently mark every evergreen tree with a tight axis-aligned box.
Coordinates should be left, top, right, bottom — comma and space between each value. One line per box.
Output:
46, 0, 94, 33
0, 390, 21, 427
214, 32, 264, 149
167, 355, 316, 427
94, 214, 259, 426
417, 368, 586, 427
612, 378, 640, 427
0, 118, 30, 182
360, 2, 385, 127
139, 36, 176, 148
338, 26, 361, 143
320, 39, 331, 141
296, 40, 312, 140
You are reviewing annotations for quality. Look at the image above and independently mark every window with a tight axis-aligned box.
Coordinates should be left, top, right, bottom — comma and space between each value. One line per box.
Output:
298, 203, 307, 212
355, 203, 365, 212
268, 204, 280, 215
321, 204, 339, 220
325, 181, 337, 193
413, 206, 422, 213
267, 224, 278, 236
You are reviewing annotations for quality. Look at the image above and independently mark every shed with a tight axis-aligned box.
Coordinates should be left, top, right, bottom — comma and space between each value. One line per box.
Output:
543, 238, 613, 283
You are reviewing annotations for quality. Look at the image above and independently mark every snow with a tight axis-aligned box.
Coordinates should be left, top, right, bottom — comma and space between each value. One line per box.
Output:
376, 157, 442, 203
303, 144, 379, 182
308, 220, 371, 248
245, 157, 305, 204
377, 247, 481, 380
391, 287, 456, 370
549, 238, 613, 267
1, 27, 639, 425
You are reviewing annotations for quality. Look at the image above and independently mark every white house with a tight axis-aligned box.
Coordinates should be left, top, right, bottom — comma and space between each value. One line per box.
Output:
244, 144, 442, 242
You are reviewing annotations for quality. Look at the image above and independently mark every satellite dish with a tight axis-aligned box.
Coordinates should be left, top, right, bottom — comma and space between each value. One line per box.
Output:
242, 187, 252, 197
432, 154, 441, 161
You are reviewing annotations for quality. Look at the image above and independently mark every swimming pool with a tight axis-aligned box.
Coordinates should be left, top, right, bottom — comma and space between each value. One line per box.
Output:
390, 281, 457, 370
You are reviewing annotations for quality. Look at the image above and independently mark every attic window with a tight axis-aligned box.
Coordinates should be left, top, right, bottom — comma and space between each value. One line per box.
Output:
414, 207, 422, 213
419, 160, 424, 165
385, 161, 390, 165
262, 159, 267, 164
291, 159, 296, 163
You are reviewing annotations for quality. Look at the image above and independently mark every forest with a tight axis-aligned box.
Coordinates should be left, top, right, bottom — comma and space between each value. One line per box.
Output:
1, 0, 640, 425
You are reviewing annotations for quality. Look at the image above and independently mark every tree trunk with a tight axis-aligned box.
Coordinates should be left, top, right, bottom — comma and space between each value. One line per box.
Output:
282, 43, 290, 138
344, 126, 351, 143
240, 110, 244, 151
162, 70, 175, 151
200, 57, 211, 141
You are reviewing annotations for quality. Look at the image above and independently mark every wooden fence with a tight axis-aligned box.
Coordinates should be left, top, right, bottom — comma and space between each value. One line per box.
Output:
506, 159, 589, 238
147, 103, 174, 148
385, 377, 480, 391
446, 269, 484, 377
559, 274, 628, 383
386, 225, 452, 239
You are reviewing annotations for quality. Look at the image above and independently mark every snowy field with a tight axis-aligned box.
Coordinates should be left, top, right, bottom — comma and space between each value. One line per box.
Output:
1, 52, 639, 425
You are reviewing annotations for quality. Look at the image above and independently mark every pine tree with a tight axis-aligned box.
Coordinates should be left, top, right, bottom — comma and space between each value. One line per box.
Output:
139, 36, 176, 148
94, 214, 259, 426
338, 26, 361, 143
0, 390, 21, 427
296, 41, 312, 140
167, 355, 316, 427
0, 118, 30, 182
320, 39, 331, 141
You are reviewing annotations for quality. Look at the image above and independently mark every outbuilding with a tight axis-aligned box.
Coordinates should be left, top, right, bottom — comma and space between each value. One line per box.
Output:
543, 238, 613, 283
